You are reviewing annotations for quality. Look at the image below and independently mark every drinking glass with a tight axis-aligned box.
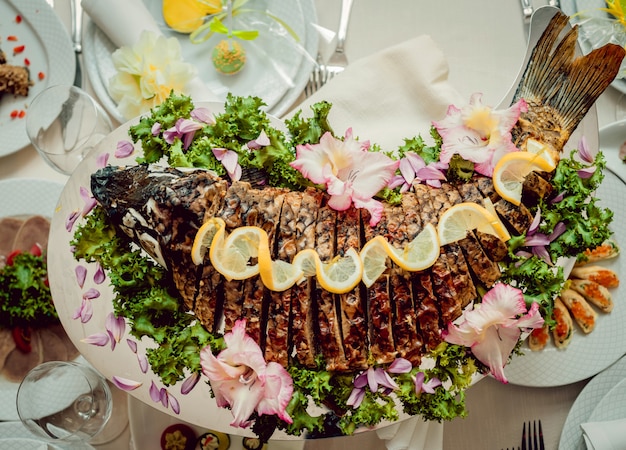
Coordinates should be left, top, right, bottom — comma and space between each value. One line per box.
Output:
25, 85, 113, 175
16, 361, 113, 443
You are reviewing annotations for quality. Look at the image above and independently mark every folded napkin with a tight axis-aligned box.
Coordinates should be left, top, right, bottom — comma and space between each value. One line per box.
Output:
81, 0, 218, 103
581, 418, 626, 450
286, 35, 465, 152
376, 417, 443, 450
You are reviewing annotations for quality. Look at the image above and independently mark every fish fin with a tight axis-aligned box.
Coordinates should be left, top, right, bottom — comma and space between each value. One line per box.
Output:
512, 11, 625, 151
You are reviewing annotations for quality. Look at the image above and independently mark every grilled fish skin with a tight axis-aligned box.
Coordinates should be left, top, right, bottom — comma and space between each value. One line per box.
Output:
89, 12, 625, 372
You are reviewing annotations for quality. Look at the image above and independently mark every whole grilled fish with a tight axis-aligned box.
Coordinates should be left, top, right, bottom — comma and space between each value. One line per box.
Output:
91, 11, 624, 371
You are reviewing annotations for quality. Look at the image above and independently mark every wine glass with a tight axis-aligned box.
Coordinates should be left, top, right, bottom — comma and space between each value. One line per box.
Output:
25, 85, 113, 175
16, 361, 113, 443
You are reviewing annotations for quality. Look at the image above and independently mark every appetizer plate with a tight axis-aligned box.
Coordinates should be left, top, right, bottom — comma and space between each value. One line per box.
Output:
0, 0, 75, 157
0, 178, 65, 421
83, 0, 318, 124
503, 168, 626, 387
560, 0, 626, 94
598, 119, 626, 184
559, 355, 626, 449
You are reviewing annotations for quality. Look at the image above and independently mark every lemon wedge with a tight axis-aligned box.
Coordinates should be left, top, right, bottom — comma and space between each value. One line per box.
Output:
292, 248, 363, 294
492, 151, 557, 205
438, 202, 510, 246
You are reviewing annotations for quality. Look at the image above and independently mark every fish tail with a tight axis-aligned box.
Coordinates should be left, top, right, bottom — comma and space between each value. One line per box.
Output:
512, 11, 625, 152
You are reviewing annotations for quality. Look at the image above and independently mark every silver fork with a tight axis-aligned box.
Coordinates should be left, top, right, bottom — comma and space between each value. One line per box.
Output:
521, 420, 545, 450
303, 0, 354, 96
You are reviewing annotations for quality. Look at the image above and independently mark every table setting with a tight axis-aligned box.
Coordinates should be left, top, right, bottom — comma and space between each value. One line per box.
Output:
2, 0, 626, 449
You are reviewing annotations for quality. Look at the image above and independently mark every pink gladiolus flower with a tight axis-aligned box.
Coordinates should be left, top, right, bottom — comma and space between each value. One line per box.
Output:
443, 283, 544, 383
290, 129, 399, 226
434, 93, 527, 177
200, 319, 293, 428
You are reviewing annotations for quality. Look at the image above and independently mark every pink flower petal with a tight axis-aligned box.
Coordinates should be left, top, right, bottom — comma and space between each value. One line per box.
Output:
181, 372, 200, 395
112, 376, 142, 391
65, 210, 80, 232
388, 358, 412, 374
75, 265, 87, 288
81, 332, 110, 346
115, 140, 135, 158
151, 122, 161, 135
82, 288, 100, 300
149, 381, 161, 402
168, 393, 180, 414
137, 353, 149, 373
79, 187, 97, 216
93, 263, 106, 285
105, 313, 125, 343
96, 152, 109, 168
190, 107, 214, 124
127, 339, 138, 353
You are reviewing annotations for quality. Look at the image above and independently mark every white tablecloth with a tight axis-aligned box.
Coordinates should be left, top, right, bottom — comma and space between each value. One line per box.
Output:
3, 1, 624, 449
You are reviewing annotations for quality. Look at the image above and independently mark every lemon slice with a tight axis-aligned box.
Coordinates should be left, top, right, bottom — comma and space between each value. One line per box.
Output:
525, 138, 557, 168
358, 224, 440, 287
209, 225, 261, 281
438, 202, 510, 246
293, 248, 363, 294
492, 151, 556, 205
360, 237, 391, 287
257, 239, 304, 292
191, 218, 224, 265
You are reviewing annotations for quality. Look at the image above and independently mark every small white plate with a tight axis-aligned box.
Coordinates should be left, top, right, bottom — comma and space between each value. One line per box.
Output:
0, 0, 75, 157
502, 169, 626, 387
83, 0, 318, 123
559, 356, 626, 449
0, 178, 64, 421
599, 119, 626, 184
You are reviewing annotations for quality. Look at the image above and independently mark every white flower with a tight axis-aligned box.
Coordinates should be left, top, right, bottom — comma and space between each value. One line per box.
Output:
109, 31, 197, 119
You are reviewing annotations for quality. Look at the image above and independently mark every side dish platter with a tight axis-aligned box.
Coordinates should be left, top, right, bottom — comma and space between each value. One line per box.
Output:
0, 0, 75, 157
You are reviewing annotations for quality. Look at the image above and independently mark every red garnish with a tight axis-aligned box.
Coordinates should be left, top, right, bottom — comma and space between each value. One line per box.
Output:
18, 110, 25, 118
15, 14, 22, 23
6, 249, 21, 265
9, 109, 26, 119
24, 58, 30, 66
7, 35, 18, 41
12, 326, 32, 353
38, 71, 45, 80
30, 243, 42, 257
10, 110, 18, 119
13, 45, 25, 55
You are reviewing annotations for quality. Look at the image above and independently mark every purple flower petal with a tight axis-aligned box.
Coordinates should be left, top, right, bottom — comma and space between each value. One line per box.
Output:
353, 371, 368, 389
549, 222, 567, 241
137, 353, 149, 373
422, 377, 442, 394
346, 387, 365, 408
388, 358, 412, 374
532, 245, 552, 265
190, 107, 214, 124
528, 209, 541, 235
248, 130, 270, 149
127, 339, 138, 353
66, 210, 80, 232
151, 122, 161, 136
149, 381, 161, 402
79, 187, 97, 217
96, 152, 109, 168
551, 191, 565, 204
414, 371, 425, 393
168, 393, 180, 414
176, 118, 203, 134
112, 376, 142, 391
115, 140, 135, 158
160, 388, 168, 408
525, 234, 550, 246
578, 136, 596, 164
105, 312, 125, 343
107, 330, 117, 351
180, 372, 200, 395
81, 332, 110, 346
93, 263, 106, 285
75, 265, 87, 288
578, 166, 596, 179
82, 288, 100, 300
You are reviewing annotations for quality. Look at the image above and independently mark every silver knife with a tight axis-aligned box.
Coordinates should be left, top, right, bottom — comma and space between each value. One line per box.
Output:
69, 0, 83, 87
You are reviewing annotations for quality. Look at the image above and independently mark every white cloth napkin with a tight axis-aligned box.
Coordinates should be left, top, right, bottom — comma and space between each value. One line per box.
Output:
81, 0, 218, 103
286, 35, 465, 152
287, 35, 464, 450
581, 418, 626, 450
